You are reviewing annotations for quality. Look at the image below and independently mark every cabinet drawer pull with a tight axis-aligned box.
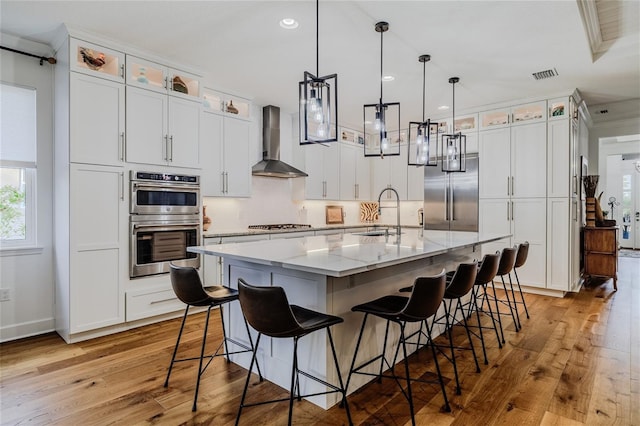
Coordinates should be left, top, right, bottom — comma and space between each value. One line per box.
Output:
168, 135, 174, 162
507, 201, 510, 221
120, 64, 124, 79
507, 177, 510, 196
150, 297, 177, 305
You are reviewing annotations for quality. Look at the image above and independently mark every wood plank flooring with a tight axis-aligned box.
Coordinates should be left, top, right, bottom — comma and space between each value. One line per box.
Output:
1, 256, 638, 425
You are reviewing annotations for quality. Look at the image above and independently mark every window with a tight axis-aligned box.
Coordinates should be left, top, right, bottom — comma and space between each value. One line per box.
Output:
0, 82, 37, 249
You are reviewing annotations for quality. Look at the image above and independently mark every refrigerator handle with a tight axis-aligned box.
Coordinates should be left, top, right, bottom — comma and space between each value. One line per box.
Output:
445, 179, 450, 221
450, 180, 455, 221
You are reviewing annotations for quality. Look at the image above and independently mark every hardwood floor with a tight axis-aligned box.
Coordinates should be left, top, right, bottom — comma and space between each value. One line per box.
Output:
1, 257, 638, 425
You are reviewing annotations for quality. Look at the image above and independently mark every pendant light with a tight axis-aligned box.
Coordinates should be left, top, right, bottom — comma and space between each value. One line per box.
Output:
299, 0, 338, 144
439, 77, 466, 172
408, 54, 438, 167
364, 21, 400, 157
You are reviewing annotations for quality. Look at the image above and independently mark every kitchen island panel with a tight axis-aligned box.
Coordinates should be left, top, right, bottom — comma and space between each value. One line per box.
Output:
222, 244, 478, 409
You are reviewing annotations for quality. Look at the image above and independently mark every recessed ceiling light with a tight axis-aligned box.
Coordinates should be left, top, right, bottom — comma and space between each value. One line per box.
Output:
382, 75, 395, 82
438, 105, 449, 110
279, 18, 299, 29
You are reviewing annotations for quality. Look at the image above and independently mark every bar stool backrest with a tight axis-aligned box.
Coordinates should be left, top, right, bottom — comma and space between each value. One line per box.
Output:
445, 262, 479, 298
496, 247, 517, 276
476, 253, 500, 285
402, 270, 447, 321
515, 241, 530, 268
237, 278, 303, 338
170, 263, 212, 307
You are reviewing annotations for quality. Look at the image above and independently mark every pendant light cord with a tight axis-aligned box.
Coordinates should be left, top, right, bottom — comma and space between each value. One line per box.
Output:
380, 28, 384, 103
452, 80, 456, 129
422, 60, 426, 122
316, 0, 319, 76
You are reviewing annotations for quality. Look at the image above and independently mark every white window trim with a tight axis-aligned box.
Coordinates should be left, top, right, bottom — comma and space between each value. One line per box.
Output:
0, 167, 37, 251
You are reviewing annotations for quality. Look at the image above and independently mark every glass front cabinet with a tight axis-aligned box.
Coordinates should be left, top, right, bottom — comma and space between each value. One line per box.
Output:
126, 55, 200, 100
70, 38, 125, 83
202, 89, 251, 120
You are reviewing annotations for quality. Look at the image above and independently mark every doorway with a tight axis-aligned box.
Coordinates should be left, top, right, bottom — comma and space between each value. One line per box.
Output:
619, 157, 640, 249
605, 154, 640, 249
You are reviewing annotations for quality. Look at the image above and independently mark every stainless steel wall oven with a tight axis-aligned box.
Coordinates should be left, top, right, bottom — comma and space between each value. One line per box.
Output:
129, 171, 201, 278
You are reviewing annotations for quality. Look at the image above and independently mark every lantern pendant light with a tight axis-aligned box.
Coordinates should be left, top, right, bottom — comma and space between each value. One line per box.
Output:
408, 54, 438, 167
299, 0, 338, 145
364, 21, 400, 157
439, 77, 466, 172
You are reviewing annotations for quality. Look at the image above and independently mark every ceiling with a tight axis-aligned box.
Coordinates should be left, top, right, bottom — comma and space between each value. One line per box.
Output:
1, 1, 639, 129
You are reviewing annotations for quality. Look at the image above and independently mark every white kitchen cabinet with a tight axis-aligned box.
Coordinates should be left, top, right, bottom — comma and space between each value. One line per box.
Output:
407, 163, 425, 201
479, 128, 511, 199
200, 111, 251, 197
69, 164, 126, 333
70, 38, 125, 83
69, 72, 125, 166
126, 55, 201, 100
126, 86, 200, 168
202, 88, 251, 121
546, 198, 569, 291
547, 119, 570, 198
479, 197, 546, 288
479, 123, 546, 199
511, 122, 547, 198
480, 108, 510, 130
304, 142, 339, 200
203, 234, 270, 286
511, 101, 546, 125
371, 144, 408, 200
339, 142, 371, 201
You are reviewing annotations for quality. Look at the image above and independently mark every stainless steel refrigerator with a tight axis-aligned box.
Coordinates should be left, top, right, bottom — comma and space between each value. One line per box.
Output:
423, 154, 479, 231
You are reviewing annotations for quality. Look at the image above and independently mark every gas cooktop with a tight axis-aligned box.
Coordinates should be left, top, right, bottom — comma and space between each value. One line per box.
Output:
248, 224, 312, 230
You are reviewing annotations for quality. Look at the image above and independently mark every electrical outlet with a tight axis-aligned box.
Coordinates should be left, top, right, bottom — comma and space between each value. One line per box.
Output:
0, 288, 10, 302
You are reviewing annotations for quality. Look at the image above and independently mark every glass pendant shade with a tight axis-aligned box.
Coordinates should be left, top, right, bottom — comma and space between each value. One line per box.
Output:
364, 21, 400, 157
439, 132, 466, 172
364, 101, 400, 157
408, 120, 438, 166
440, 77, 466, 172
408, 54, 437, 166
299, 0, 338, 145
299, 72, 338, 144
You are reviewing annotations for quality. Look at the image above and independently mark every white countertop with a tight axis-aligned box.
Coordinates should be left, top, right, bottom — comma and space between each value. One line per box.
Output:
189, 229, 510, 277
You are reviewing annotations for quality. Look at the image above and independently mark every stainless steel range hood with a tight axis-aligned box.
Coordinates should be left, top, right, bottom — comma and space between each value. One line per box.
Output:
252, 105, 308, 178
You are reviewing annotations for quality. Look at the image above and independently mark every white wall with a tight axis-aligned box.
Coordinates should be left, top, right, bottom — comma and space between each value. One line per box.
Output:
589, 116, 640, 173
0, 34, 55, 341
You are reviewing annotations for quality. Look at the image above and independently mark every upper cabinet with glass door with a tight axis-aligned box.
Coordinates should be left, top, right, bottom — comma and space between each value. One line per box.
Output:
202, 89, 252, 120
126, 55, 200, 100
548, 97, 569, 121
453, 113, 478, 133
511, 101, 546, 125
480, 108, 510, 130
70, 38, 125, 83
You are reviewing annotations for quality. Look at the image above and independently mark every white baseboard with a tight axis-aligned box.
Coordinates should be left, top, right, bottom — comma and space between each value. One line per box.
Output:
0, 318, 55, 343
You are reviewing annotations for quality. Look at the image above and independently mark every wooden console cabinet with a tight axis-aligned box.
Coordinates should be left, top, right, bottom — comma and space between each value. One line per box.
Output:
583, 226, 618, 290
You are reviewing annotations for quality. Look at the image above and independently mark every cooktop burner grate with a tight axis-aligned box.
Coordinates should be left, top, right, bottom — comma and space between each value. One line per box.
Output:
248, 224, 312, 230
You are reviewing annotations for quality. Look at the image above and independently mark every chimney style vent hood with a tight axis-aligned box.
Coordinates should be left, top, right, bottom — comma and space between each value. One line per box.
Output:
252, 105, 308, 178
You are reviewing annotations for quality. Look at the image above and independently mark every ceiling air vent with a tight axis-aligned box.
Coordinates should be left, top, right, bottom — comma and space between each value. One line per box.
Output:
532, 68, 558, 80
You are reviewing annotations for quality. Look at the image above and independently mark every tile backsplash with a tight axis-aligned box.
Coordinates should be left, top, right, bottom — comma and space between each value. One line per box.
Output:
203, 177, 422, 230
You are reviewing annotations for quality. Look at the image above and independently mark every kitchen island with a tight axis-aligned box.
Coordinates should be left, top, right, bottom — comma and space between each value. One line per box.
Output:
188, 229, 510, 408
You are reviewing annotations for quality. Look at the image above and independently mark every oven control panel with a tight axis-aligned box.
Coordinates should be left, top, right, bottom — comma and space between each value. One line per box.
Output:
132, 171, 199, 184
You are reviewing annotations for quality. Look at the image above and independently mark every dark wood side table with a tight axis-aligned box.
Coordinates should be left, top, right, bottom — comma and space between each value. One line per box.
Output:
583, 226, 618, 290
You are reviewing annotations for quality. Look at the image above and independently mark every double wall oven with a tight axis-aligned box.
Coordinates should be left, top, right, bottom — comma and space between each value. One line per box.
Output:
130, 171, 201, 278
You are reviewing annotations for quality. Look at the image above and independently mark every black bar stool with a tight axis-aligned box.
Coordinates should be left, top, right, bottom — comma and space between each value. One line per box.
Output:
512, 241, 531, 322
164, 263, 262, 412
235, 278, 352, 426
346, 271, 450, 425
462, 252, 502, 363
487, 247, 520, 339
428, 261, 479, 395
